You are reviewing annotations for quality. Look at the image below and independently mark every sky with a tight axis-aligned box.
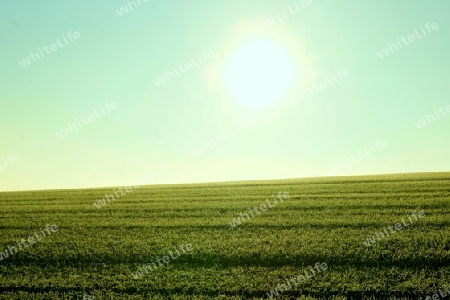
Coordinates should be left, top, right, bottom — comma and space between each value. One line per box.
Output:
0, 0, 449, 191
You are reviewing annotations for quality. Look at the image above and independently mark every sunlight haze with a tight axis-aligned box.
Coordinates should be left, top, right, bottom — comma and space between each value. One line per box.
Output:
0, 0, 449, 191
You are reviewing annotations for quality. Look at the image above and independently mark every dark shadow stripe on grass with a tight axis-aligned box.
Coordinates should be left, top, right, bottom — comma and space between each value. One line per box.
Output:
0, 286, 432, 299
1, 252, 450, 269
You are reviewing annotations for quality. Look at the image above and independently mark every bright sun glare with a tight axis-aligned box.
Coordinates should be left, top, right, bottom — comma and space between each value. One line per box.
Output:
223, 37, 296, 111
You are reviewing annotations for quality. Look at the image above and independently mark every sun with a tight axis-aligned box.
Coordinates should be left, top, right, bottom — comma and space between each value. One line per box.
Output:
222, 37, 296, 111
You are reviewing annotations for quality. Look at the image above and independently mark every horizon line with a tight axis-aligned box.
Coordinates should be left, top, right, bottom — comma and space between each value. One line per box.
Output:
1, 170, 449, 194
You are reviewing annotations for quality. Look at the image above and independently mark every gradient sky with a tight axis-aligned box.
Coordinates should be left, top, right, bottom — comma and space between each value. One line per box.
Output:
1, 0, 449, 191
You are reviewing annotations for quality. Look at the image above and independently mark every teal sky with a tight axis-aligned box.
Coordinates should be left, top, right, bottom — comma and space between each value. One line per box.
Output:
1, 0, 449, 191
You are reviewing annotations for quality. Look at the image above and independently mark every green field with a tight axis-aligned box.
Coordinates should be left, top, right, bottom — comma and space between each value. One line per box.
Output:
0, 172, 449, 299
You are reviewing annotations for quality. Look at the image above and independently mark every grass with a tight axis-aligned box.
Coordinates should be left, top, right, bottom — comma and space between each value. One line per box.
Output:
0, 172, 449, 299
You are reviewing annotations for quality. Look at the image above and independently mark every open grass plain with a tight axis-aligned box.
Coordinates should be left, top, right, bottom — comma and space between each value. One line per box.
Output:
0, 172, 449, 299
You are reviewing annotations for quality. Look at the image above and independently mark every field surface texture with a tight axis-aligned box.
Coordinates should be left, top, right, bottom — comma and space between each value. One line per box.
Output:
0, 172, 449, 299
